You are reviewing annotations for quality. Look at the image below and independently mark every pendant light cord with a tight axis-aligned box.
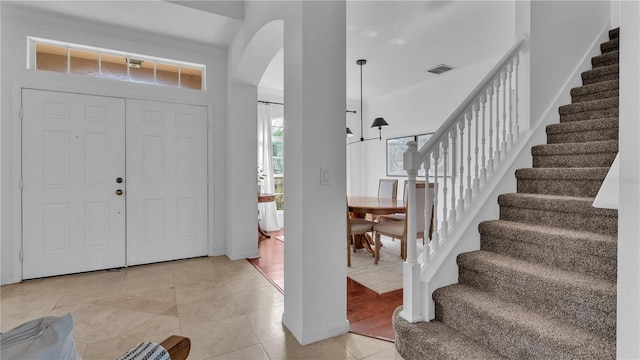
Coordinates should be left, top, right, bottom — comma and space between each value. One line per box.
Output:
358, 59, 366, 142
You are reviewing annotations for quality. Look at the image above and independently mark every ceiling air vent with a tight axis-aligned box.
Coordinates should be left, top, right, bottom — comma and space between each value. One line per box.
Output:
426, 64, 454, 75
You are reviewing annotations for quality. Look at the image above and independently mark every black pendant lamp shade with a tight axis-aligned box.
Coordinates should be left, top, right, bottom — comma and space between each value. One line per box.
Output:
371, 117, 389, 129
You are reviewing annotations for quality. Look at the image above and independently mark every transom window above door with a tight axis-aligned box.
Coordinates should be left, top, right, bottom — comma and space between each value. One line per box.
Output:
27, 37, 206, 91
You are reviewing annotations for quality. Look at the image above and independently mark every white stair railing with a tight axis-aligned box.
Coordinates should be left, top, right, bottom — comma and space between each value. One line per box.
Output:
401, 35, 528, 323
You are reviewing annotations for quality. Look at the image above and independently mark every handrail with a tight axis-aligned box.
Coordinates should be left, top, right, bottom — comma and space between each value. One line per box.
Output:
400, 35, 528, 324
419, 35, 528, 158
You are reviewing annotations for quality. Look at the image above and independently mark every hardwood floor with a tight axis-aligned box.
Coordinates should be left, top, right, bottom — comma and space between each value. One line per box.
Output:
248, 230, 399, 342
248, 233, 284, 293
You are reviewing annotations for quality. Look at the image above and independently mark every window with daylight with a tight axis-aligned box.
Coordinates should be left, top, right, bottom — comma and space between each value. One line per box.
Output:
28, 37, 205, 91
271, 116, 284, 211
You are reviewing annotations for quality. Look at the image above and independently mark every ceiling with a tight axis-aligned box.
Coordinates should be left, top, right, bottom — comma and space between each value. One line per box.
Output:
7, 0, 243, 49
8, 1, 515, 102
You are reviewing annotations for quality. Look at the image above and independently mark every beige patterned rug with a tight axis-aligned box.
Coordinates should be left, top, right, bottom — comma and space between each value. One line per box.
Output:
347, 236, 424, 295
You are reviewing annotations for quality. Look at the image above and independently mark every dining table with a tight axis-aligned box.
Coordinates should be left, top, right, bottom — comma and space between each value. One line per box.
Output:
258, 193, 276, 238
347, 196, 406, 254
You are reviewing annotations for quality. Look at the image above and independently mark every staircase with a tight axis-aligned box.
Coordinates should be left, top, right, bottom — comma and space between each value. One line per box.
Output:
393, 28, 619, 359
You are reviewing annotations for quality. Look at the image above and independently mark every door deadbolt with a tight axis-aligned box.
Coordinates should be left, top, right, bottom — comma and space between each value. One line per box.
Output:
116, 177, 123, 183
115, 189, 123, 196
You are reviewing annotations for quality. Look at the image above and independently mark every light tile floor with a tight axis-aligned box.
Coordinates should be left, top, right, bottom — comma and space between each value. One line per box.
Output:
1, 256, 404, 360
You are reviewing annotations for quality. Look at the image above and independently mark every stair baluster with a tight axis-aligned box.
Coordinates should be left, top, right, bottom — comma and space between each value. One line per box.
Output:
508, 62, 514, 147
441, 138, 449, 239
494, 77, 501, 163
450, 129, 458, 223
473, 102, 480, 193
458, 120, 466, 211
487, 86, 495, 172
480, 94, 488, 183
501, 71, 508, 157
515, 53, 520, 139
431, 147, 440, 248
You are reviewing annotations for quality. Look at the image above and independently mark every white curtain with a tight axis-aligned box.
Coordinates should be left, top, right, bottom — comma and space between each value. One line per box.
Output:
258, 103, 281, 231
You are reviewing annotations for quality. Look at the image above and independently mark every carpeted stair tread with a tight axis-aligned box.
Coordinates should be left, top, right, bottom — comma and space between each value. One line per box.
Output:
531, 140, 617, 156
532, 140, 617, 168
498, 193, 617, 217
516, 167, 609, 196
515, 167, 609, 180
546, 117, 618, 144
498, 193, 617, 235
433, 284, 616, 359
571, 80, 619, 103
457, 251, 616, 320
591, 50, 619, 68
457, 252, 616, 339
559, 98, 618, 122
479, 220, 617, 282
392, 308, 507, 360
600, 38, 619, 53
479, 220, 616, 259
559, 97, 618, 115
581, 64, 618, 85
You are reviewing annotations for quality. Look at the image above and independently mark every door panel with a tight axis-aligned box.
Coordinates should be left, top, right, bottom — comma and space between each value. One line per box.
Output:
126, 100, 208, 265
22, 89, 126, 279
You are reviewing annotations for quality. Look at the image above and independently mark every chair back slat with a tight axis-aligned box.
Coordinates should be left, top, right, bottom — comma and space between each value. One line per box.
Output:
378, 179, 398, 200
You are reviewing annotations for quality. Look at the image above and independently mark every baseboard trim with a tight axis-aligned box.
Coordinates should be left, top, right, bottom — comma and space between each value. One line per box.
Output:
282, 313, 350, 345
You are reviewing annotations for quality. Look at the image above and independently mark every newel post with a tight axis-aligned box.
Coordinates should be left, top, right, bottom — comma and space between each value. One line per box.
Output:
400, 141, 424, 323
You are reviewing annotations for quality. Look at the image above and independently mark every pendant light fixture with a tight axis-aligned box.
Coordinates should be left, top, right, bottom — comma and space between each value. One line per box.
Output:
347, 59, 389, 144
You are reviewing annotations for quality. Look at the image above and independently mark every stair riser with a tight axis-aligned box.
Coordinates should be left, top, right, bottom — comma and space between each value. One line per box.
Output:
609, 28, 619, 40
434, 301, 612, 360
571, 80, 618, 98
601, 39, 619, 53
499, 206, 617, 235
583, 73, 619, 85
517, 179, 603, 197
393, 312, 506, 360
533, 152, 616, 168
480, 234, 616, 283
592, 53, 619, 69
572, 89, 618, 103
458, 267, 616, 340
560, 108, 618, 122
547, 128, 618, 144
592, 59, 619, 69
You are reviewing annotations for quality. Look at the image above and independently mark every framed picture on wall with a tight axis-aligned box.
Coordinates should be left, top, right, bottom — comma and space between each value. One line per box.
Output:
386, 135, 416, 176
418, 134, 453, 178
416, 133, 434, 177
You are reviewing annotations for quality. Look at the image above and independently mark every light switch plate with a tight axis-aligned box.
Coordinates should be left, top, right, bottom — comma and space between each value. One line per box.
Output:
320, 167, 331, 186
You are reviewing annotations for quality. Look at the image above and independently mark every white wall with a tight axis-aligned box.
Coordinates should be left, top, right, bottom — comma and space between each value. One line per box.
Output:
0, 4, 228, 284
529, 1, 610, 126
618, 1, 640, 357
349, 56, 503, 198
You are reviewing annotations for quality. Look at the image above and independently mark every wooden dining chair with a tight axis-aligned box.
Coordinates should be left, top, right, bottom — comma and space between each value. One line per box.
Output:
372, 181, 433, 263
371, 179, 398, 221
378, 179, 398, 200
376, 180, 409, 223
347, 201, 377, 267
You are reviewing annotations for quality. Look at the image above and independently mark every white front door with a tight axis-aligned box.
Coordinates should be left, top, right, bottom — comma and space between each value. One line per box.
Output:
125, 99, 208, 265
22, 89, 126, 279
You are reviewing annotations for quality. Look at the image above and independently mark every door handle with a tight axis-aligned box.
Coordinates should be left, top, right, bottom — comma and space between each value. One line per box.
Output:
115, 189, 123, 196
116, 177, 123, 183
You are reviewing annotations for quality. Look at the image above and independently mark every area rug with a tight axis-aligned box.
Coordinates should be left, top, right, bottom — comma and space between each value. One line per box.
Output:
347, 236, 424, 295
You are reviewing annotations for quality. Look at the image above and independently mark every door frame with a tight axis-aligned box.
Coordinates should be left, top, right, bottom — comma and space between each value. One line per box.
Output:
10, 79, 214, 283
